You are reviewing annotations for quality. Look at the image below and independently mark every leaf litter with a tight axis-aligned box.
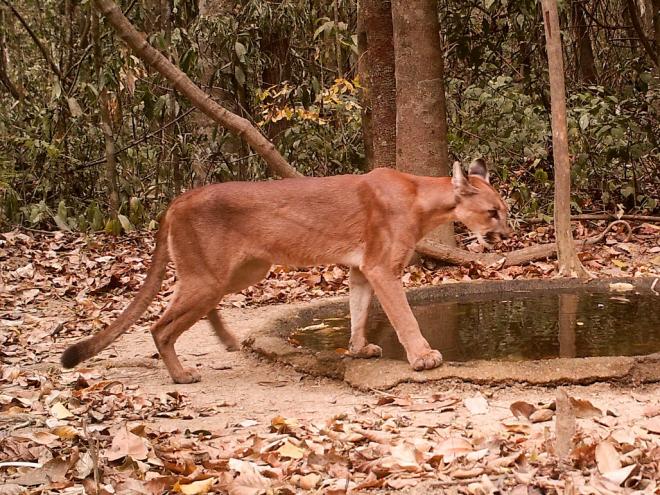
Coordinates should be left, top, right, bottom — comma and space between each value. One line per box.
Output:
1, 226, 660, 493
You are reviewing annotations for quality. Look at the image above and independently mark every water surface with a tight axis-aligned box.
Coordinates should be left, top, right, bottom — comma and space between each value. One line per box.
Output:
290, 291, 660, 361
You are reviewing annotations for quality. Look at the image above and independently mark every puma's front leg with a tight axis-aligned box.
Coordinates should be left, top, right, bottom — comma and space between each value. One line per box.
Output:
347, 267, 382, 358
363, 268, 442, 370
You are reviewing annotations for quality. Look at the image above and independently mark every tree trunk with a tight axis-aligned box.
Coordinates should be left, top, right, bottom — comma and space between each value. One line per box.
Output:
625, 0, 659, 67
391, 0, 454, 246
334, 0, 343, 79
92, 5, 119, 226
571, 0, 597, 84
540, 0, 589, 278
356, 1, 374, 171
0, 8, 23, 99
261, 5, 291, 144
652, 0, 660, 68
360, 0, 396, 169
92, 0, 301, 179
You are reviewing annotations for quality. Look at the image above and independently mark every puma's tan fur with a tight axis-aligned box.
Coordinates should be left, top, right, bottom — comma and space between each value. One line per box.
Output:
62, 160, 512, 383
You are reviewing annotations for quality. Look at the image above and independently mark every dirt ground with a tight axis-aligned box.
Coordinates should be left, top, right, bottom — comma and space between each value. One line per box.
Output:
38, 303, 660, 494
46, 304, 660, 434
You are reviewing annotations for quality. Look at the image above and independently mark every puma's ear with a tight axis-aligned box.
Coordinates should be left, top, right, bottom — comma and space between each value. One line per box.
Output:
452, 161, 479, 196
468, 158, 489, 183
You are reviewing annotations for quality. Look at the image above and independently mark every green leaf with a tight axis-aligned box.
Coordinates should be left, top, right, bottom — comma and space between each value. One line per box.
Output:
234, 65, 246, 86
234, 42, 247, 61
621, 185, 635, 198
51, 81, 62, 101
105, 218, 121, 235
579, 114, 589, 130
611, 127, 625, 139
57, 200, 68, 220
67, 97, 83, 118
314, 20, 334, 39
117, 214, 134, 232
53, 214, 72, 232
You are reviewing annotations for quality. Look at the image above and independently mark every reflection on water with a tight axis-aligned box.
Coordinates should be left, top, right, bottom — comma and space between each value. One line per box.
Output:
290, 291, 660, 362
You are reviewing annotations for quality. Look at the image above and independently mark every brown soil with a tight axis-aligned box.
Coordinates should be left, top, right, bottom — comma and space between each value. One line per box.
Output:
48, 304, 660, 447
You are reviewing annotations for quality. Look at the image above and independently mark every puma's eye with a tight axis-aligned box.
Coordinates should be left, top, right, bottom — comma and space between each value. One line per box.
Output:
488, 209, 499, 219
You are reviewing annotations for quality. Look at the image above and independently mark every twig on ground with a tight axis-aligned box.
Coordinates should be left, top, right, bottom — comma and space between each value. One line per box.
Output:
431, 474, 507, 487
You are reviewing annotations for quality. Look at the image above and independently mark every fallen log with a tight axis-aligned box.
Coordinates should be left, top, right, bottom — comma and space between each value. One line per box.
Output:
416, 220, 632, 267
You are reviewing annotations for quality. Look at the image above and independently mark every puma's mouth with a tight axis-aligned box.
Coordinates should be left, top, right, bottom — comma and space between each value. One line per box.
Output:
485, 231, 503, 243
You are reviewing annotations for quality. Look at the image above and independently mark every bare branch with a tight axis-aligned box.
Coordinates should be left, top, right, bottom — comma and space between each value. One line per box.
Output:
624, 0, 658, 67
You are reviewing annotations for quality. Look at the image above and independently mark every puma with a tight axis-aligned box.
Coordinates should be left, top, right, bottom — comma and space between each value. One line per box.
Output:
62, 159, 512, 384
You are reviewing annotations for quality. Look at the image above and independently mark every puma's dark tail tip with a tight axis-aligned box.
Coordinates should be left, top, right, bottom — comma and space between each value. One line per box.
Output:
61, 342, 87, 368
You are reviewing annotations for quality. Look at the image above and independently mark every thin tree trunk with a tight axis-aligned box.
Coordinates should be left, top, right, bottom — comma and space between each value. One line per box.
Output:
361, 0, 396, 169
571, 0, 598, 84
391, 0, 454, 246
92, 0, 301, 179
92, 6, 119, 225
652, 0, 660, 69
541, 0, 589, 278
334, 0, 343, 79
625, 0, 659, 67
356, 1, 374, 171
0, 8, 23, 99
261, 2, 291, 145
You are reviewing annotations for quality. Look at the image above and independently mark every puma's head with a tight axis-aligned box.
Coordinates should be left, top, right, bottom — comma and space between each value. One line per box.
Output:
452, 159, 513, 241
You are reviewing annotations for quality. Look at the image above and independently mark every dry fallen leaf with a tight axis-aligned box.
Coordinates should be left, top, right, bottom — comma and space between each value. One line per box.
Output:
227, 459, 271, 495
175, 478, 216, 495
602, 464, 638, 486
464, 393, 489, 415
276, 440, 304, 459
595, 440, 621, 474
609, 282, 634, 292
510, 401, 536, 420
530, 408, 554, 423
436, 437, 473, 463
105, 425, 150, 461
570, 397, 602, 418
50, 402, 74, 420
641, 415, 660, 434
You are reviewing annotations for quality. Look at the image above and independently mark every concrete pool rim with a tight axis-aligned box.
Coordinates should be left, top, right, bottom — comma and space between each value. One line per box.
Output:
243, 276, 660, 390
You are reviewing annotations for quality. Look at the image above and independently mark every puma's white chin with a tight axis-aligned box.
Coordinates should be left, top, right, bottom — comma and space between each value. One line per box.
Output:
475, 233, 493, 249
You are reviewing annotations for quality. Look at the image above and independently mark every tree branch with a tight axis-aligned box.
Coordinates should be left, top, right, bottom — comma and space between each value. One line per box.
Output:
92, 0, 302, 179
1, 0, 63, 79
75, 107, 196, 170
624, 0, 659, 67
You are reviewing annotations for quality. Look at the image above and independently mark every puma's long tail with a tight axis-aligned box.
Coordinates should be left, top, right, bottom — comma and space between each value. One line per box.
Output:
61, 217, 171, 368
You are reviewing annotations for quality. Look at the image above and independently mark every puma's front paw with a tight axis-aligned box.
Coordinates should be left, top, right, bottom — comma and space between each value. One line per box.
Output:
349, 343, 383, 359
172, 367, 202, 384
411, 350, 443, 371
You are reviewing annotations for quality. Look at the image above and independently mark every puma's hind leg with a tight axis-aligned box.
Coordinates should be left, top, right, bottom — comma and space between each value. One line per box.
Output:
151, 282, 221, 384
207, 310, 240, 351
205, 259, 271, 352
